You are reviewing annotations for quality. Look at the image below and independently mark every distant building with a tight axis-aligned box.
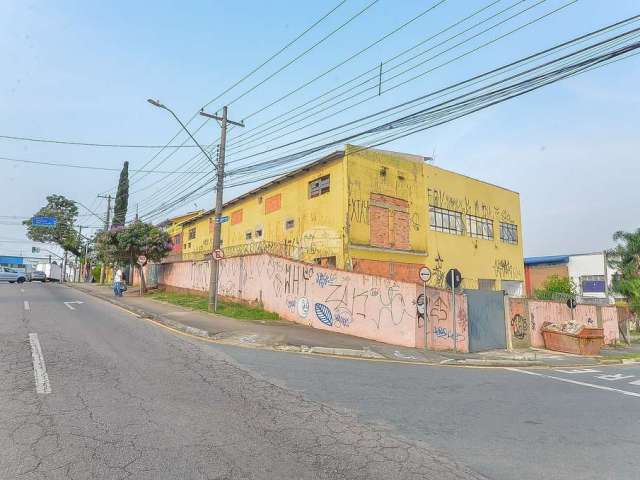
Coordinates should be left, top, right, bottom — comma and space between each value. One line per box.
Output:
174, 145, 525, 293
158, 210, 204, 261
524, 251, 620, 304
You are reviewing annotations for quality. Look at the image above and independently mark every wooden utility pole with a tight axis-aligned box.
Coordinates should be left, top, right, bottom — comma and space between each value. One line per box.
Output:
199, 106, 244, 311
98, 194, 112, 284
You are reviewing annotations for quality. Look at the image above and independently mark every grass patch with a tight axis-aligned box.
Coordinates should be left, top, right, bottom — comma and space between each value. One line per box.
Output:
147, 291, 279, 321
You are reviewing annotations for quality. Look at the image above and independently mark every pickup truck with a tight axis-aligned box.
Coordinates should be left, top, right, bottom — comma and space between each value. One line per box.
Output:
0, 267, 27, 283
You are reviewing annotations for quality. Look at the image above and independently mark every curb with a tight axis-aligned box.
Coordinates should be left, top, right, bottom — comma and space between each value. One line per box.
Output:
66, 285, 630, 368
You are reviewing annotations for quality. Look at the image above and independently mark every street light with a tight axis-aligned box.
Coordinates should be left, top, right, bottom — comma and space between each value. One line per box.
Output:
146, 99, 215, 166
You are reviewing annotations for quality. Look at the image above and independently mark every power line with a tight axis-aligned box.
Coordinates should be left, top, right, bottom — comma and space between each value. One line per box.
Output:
0, 156, 209, 173
222, 0, 383, 109
200, 0, 348, 111
225, 0, 555, 158
0, 134, 202, 149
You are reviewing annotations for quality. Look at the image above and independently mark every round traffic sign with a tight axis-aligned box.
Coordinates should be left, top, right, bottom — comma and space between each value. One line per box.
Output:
566, 298, 577, 309
445, 268, 462, 289
419, 266, 432, 283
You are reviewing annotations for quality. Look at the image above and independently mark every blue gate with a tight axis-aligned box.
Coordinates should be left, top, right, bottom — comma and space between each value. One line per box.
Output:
464, 289, 506, 352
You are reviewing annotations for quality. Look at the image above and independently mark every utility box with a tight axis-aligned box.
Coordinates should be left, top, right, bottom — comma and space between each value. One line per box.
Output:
542, 322, 604, 355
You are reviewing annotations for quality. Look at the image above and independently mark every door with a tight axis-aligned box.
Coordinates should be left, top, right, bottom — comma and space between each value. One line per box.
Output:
0, 267, 10, 281
464, 289, 507, 352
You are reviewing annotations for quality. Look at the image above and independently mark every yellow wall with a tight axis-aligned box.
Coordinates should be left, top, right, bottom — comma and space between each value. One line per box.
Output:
181, 156, 348, 266
345, 145, 428, 268
423, 164, 524, 290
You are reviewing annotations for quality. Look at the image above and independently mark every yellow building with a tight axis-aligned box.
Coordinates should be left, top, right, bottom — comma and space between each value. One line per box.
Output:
178, 145, 525, 293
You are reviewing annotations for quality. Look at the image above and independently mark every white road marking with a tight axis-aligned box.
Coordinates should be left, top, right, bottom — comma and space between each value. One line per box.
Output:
629, 379, 640, 386
596, 374, 635, 381
554, 368, 601, 374
63, 301, 83, 310
28, 333, 51, 394
20, 288, 25, 293
23, 301, 30, 311
506, 368, 640, 398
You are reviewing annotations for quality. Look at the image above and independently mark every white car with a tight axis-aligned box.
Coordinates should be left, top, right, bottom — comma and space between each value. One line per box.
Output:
0, 267, 27, 283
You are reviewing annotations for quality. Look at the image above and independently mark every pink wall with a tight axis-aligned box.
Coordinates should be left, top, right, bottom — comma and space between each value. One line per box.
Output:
158, 255, 469, 350
513, 299, 619, 348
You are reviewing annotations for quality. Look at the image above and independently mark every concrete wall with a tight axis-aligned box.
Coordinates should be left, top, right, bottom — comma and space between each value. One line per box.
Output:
508, 298, 620, 348
158, 254, 469, 351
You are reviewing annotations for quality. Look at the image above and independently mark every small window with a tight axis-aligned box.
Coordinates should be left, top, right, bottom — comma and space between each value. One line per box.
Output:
466, 214, 493, 240
188, 227, 196, 240
478, 279, 496, 290
429, 206, 464, 235
255, 228, 263, 238
500, 222, 518, 244
245, 231, 252, 241
309, 175, 330, 198
285, 219, 295, 230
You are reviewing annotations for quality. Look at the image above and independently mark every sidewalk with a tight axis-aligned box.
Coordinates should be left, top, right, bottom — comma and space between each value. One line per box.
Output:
68, 283, 633, 367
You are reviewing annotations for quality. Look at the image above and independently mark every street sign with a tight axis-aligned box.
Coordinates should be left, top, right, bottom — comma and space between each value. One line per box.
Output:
31, 247, 40, 253
32, 216, 57, 227
213, 249, 224, 260
445, 268, 462, 289
137, 255, 147, 266
418, 266, 432, 283
216, 216, 230, 224
566, 298, 577, 309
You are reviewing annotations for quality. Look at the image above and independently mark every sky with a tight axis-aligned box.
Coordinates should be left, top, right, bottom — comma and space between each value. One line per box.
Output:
1, 0, 639, 259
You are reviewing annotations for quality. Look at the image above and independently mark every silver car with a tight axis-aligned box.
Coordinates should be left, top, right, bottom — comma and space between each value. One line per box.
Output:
0, 267, 27, 283
30, 270, 47, 282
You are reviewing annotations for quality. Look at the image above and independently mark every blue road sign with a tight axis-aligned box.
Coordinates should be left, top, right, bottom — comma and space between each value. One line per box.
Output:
32, 216, 57, 227
216, 216, 230, 224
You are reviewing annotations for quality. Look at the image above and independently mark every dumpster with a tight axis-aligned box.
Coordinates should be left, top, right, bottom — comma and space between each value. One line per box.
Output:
542, 321, 604, 355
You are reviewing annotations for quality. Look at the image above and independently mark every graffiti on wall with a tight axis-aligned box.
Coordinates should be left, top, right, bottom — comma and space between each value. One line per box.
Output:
349, 198, 369, 225
493, 258, 523, 279
427, 188, 515, 224
511, 314, 528, 340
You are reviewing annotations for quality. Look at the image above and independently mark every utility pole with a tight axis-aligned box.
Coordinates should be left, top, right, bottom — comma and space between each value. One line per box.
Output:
98, 194, 112, 284
199, 106, 244, 311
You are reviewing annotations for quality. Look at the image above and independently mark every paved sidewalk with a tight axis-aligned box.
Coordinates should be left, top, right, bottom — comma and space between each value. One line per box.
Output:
68, 283, 633, 367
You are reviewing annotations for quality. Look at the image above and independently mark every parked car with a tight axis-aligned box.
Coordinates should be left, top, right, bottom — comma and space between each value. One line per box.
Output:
30, 270, 47, 282
0, 267, 27, 283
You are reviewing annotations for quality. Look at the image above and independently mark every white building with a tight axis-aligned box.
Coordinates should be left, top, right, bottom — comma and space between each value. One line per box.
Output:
568, 252, 620, 304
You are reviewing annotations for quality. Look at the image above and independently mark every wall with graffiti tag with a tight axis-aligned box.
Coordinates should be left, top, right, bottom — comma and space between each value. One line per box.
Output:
509, 298, 620, 348
157, 254, 470, 350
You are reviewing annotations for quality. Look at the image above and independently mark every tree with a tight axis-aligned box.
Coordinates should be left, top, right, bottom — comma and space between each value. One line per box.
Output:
96, 221, 172, 293
23, 195, 81, 255
534, 275, 577, 301
112, 161, 129, 227
608, 228, 640, 317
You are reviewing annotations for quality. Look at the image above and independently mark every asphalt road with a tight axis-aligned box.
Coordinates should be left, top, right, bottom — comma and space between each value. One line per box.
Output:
0, 282, 487, 480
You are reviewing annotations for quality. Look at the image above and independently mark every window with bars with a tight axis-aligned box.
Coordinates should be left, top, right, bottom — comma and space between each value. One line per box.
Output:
188, 227, 196, 240
466, 214, 493, 240
308, 175, 330, 198
500, 222, 518, 244
285, 219, 295, 230
429, 206, 464, 235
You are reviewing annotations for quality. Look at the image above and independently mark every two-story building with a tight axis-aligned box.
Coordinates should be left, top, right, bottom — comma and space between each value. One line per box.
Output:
176, 144, 525, 293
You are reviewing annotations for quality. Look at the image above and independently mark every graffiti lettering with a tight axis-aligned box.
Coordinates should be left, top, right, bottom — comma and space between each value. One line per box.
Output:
494, 258, 522, 279
315, 271, 337, 288
433, 326, 463, 341
511, 314, 528, 340
297, 297, 309, 318
349, 198, 369, 224
429, 295, 448, 323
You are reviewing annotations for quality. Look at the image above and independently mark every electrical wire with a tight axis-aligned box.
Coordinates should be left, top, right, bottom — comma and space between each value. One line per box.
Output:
0, 155, 209, 173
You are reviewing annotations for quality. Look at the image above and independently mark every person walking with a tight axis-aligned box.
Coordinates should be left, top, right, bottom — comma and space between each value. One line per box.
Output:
113, 266, 123, 297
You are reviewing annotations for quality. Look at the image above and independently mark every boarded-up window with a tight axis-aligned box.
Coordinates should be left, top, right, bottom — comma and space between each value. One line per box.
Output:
478, 279, 496, 290
231, 209, 243, 225
188, 227, 196, 240
265, 193, 281, 214
309, 175, 330, 198
369, 193, 410, 250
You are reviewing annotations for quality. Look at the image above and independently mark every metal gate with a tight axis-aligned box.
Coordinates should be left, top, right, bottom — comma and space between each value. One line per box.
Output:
146, 263, 159, 288
464, 289, 506, 352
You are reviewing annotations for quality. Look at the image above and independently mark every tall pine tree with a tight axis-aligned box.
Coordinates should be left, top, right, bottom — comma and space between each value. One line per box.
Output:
112, 161, 129, 227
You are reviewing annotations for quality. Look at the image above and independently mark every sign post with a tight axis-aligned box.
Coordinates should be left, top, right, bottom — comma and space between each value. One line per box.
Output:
137, 255, 147, 296
446, 268, 462, 353
418, 267, 431, 348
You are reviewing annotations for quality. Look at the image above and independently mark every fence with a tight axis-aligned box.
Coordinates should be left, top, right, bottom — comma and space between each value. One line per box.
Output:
157, 254, 470, 351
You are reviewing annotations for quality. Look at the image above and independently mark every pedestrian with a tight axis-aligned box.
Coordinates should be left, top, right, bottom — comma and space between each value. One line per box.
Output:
113, 266, 123, 297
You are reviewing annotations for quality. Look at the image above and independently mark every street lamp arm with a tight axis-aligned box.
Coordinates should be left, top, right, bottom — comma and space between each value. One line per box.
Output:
147, 99, 215, 167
